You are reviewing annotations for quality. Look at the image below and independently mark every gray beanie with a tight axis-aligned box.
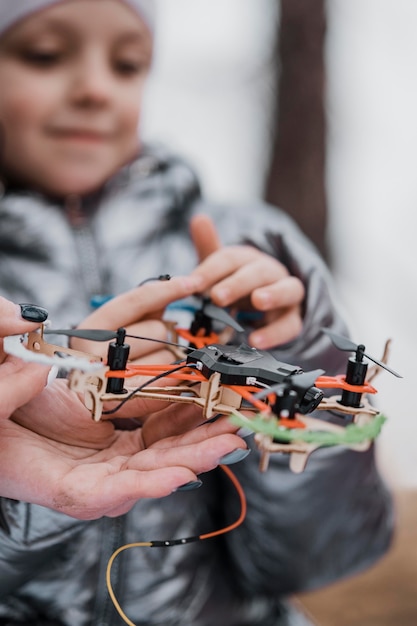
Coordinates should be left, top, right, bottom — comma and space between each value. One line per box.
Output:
0, 0, 155, 37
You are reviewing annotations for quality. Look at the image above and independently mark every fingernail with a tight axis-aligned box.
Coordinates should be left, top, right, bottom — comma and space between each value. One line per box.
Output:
213, 287, 230, 304
237, 427, 253, 438
250, 333, 266, 349
256, 291, 272, 309
19, 304, 49, 323
47, 365, 58, 386
175, 480, 203, 492
184, 275, 204, 292
219, 448, 250, 465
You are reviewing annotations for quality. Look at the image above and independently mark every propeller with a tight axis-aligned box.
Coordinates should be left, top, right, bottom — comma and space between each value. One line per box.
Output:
253, 369, 325, 401
322, 328, 402, 378
176, 295, 243, 333
202, 300, 244, 333
252, 369, 325, 418
44, 328, 118, 342
43, 328, 193, 352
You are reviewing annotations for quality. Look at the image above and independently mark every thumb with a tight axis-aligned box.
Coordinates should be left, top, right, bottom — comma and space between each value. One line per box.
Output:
190, 214, 222, 262
0, 297, 48, 337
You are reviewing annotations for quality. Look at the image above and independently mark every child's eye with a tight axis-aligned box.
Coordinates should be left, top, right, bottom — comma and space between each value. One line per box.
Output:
114, 58, 148, 77
21, 50, 62, 67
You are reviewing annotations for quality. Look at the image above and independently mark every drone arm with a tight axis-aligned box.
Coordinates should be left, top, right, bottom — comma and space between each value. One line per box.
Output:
315, 375, 377, 395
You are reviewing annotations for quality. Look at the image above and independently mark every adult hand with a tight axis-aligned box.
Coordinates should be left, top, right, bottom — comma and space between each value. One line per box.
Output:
6, 380, 246, 519
189, 214, 305, 349
0, 297, 50, 419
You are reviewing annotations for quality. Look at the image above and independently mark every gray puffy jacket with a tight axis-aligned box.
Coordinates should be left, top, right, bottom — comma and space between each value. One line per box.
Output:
0, 146, 393, 625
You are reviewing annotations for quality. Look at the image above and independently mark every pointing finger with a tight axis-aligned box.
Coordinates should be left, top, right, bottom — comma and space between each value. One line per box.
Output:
190, 214, 222, 262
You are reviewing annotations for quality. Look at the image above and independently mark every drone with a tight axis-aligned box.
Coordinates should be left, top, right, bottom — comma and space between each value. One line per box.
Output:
4, 296, 401, 473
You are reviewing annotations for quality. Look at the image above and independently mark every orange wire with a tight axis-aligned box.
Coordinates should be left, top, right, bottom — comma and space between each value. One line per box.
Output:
199, 465, 247, 539
106, 466, 247, 625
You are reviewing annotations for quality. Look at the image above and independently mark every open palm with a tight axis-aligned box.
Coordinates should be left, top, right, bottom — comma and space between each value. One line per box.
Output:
4, 380, 244, 519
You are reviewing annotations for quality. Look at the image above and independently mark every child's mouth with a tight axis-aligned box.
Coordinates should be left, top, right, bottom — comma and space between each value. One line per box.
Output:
48, 128, 110, 144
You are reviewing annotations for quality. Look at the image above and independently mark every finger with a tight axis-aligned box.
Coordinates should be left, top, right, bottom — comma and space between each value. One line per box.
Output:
99, 467, 199, 517
0, 298, 46, 338
148, 413, 241, 449
190, 245, 263, 297
124, 320, 176, 359
0, 361, 49, 419
210, 256, 290, 308
190, 214, 222, 262
48, 463, 197, 519
249, 308, 303, 350
76, 275, 202, 333
127, 431, 246, 474
141, 403, 204, 446
251, 275, 305, 312
128, 348, 176, 365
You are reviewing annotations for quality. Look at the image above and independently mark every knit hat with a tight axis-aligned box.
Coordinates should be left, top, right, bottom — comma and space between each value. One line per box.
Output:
0, 0, 155, 38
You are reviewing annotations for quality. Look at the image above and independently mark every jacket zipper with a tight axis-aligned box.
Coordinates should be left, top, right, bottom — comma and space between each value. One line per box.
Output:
65, 195, 106, 303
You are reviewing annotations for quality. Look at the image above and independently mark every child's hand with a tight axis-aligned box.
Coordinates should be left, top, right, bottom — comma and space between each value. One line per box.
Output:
189, 214, 305, 350
72, 275, 202, 362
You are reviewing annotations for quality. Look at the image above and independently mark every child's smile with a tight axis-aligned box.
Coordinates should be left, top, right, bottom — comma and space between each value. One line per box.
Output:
0, 0, 152, 197
47, 127, 113, 143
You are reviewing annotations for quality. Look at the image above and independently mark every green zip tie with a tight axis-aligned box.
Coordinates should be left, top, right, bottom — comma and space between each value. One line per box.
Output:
230, 413, 387, 446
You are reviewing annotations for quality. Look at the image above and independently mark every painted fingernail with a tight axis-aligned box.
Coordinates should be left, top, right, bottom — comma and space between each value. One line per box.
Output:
219, 448, 250, 465
175, 480, 203, 492
19, 304, 49, 323
237, 427, 253, 438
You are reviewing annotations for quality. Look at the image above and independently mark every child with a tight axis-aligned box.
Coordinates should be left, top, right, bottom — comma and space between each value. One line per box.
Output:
0, 2, 393, 625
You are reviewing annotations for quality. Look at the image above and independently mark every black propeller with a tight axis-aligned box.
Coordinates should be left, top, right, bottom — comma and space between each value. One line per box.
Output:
202, 301, 244, 333
44, 328, 118, 342
43, 328, 193, 352
252, 369, 325, 417
185, 295, 244, 334
322, 328, 402, 378
253, 369, 325, 401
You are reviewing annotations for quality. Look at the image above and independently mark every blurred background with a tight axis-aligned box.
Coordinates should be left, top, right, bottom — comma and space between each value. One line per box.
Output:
142, 0, 416, 491
141, 1, 417, 622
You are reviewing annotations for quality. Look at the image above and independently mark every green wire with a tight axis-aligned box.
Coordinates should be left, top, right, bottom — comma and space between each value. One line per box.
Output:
230, 413, 387, 446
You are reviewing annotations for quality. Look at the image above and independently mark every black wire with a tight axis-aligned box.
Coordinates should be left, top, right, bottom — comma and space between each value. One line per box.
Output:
125, 333, 193, 354
137, 274, 171, 286
102, 363, 198, 415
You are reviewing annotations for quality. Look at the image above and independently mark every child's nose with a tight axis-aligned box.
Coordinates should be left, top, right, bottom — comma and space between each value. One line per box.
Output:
69, 53, 114, 107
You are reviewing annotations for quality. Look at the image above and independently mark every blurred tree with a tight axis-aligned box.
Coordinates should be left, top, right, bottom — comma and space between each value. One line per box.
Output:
265, 0, 327, 258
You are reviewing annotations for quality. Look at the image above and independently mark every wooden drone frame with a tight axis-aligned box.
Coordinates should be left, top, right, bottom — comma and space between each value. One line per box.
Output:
4, 325, 391, 473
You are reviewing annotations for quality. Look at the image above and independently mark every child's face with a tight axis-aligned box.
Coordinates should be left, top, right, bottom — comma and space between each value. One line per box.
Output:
0, 0, 152, 196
